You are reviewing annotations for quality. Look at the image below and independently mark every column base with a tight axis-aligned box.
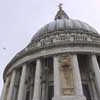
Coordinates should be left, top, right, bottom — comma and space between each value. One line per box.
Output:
33, 96, 40, 100
52, 95, 86, 100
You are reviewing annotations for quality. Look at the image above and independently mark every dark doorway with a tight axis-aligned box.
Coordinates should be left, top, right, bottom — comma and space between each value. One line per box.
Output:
48, 86, 54, 100
97, 55, 100, 69
77, 54, 92, 100
41, 57, 54, 100
82, 83, 91, 100
25, 61, 36, 100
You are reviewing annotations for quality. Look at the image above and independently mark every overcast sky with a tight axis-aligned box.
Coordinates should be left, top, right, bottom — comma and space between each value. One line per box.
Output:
0, 0, 100, 94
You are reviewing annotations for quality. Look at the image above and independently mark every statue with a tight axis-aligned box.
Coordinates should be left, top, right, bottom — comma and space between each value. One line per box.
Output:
55, 3, 69, 20
58, 3, 63, 10
59, 54, 74, 95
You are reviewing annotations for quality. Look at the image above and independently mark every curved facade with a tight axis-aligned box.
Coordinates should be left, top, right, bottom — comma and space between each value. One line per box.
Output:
1, 6, 100, 100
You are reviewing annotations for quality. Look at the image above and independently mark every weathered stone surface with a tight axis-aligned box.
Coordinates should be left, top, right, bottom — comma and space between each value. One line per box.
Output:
59, 55, 74, 95
52, 96, 86, 100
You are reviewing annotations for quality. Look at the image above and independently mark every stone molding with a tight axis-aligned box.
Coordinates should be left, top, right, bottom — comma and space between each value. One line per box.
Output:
3, 46, 100, 81
29, 31, 100, 49
3, 31, 100, 81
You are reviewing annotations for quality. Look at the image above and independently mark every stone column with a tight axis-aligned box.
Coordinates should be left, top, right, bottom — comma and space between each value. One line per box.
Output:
7, 70, 16, 100
72, 54, 83, 96
0, 77, 10, 100
33, 59, 41, 100
17, 64, 27, 100
89, 72, 98, 100
53, 56, 61, 97
90, 55, 100, 97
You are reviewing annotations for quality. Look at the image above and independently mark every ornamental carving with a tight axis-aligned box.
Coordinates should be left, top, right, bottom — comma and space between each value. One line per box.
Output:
27, 32, 100, 50
59, 54, 74, 95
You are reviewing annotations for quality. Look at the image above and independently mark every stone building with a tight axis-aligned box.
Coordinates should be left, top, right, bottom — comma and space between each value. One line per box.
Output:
1, 5, 100, 100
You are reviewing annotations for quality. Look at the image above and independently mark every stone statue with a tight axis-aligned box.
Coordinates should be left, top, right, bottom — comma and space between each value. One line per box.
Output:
59, 55, 74, 95
58, 3, 63, 10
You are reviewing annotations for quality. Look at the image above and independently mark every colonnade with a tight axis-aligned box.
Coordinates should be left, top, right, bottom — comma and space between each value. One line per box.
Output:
0, 54, 100, 100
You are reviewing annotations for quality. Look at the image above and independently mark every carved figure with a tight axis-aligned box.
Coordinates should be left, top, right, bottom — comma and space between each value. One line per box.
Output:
59, 55, 74, 95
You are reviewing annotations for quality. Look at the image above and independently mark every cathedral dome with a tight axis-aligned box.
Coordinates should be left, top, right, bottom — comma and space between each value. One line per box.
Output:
3, 5, 100, 82
32, 5, 98, 42
2, 5, 100, 100
32, 18, 98, 41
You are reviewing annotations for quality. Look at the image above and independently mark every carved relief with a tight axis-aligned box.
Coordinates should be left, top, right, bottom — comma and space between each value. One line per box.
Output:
59, 54, 74, 95
28, 32, 100, 50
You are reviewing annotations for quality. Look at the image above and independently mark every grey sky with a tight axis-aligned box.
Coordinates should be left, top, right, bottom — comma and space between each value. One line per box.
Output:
0, 0, 100, 94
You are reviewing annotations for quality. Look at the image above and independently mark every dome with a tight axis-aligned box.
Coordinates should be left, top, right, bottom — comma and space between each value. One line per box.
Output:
3, 5, 100, 81
32, 18, 98, 41
32, 6, 98, 42
2, 5, 100, 100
